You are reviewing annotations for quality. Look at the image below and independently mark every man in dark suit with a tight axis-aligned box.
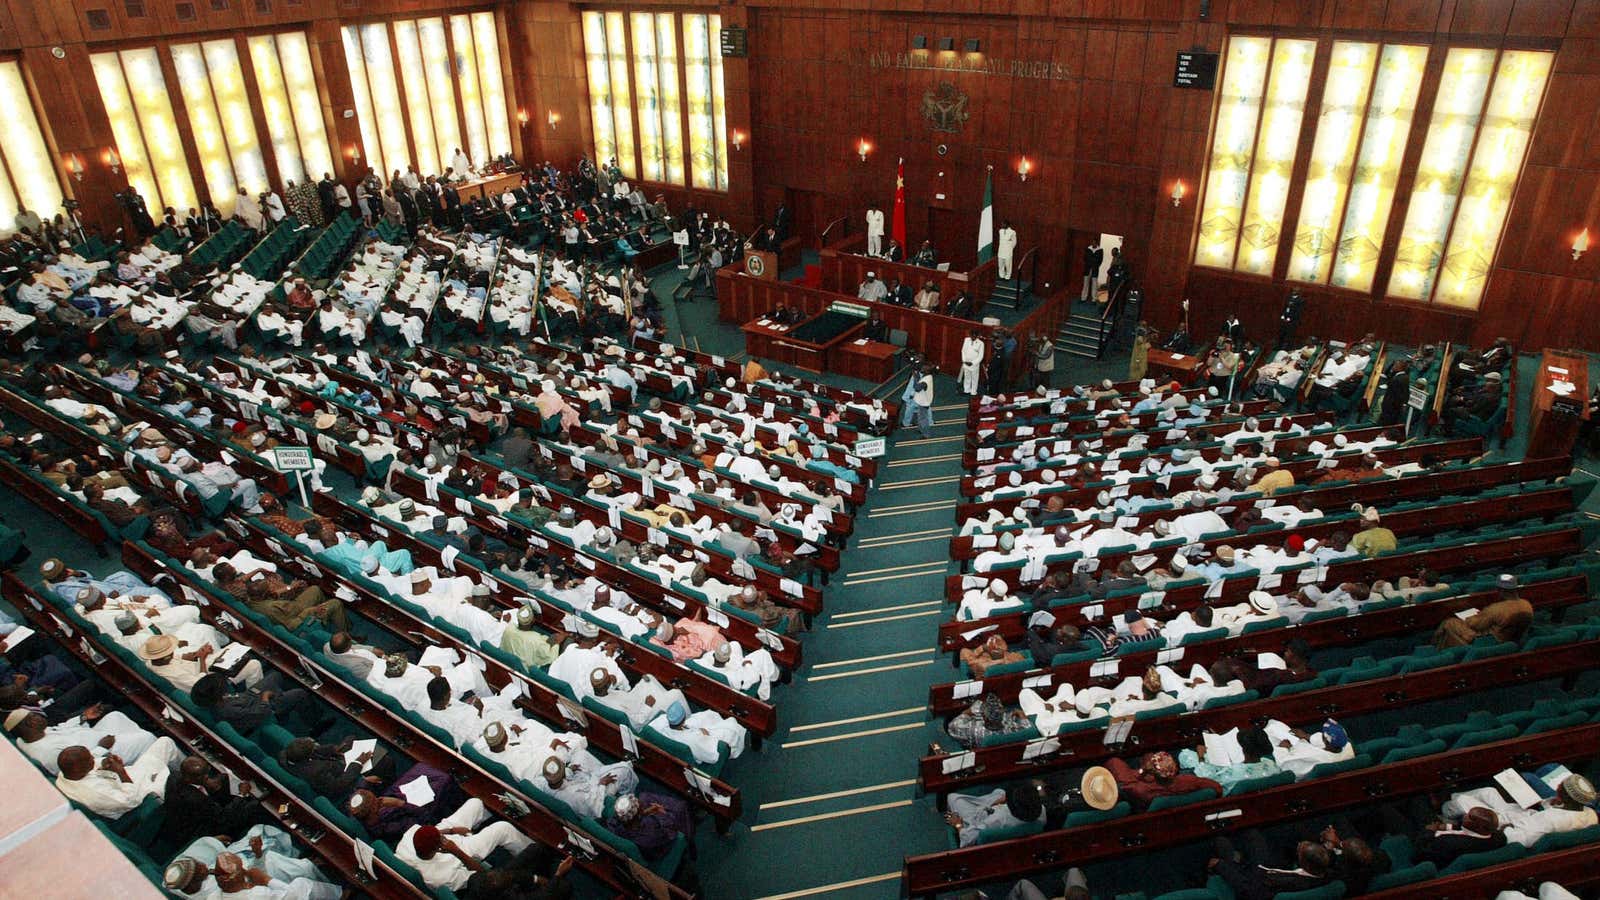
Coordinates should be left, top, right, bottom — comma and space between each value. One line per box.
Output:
500, 427, 533, 469
162, 755, 261, 843
316, 173, 340, 223
442, 183, 463, 230
1083, 239, 1104, 302
1209, 832, 1333, 900
397, 188, 420, 238
772, 202, 790, 241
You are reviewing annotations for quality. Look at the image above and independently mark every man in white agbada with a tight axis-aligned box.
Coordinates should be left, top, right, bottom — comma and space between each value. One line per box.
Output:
54, 736, 184, 818
1266, 718, 1355, 779
588, 667, 688, 732
6, 707, 158, 775
547, 621, 626, 701
959, 578, 1024, 621
697, 641, 782, 701
645, 700, 747, 765
1443, 770, 1599, 848
395, 798, 533, 891
534, 751, 639, 819
959, 331, 986, 396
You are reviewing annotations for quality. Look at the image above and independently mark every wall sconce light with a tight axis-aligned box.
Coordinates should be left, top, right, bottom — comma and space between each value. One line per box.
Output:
964, 39, 981, 53
911, 35, 927, 50
731, 129, 745, 151
1017, 156, 1032, 182
101, 148, 121, 175
938, 37, 955, 51
516, 109, 529, 126
858, 139, 872, 162
1574, 228, 1590, 260
65, 153, 85, 182
547, 110, 560, 129
1170, 181, 1186, 207
345, 144, 361, 164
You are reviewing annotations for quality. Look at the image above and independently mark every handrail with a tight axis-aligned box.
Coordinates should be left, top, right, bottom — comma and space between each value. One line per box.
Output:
1015, 246, 1038, 288
818, 214, 849, 248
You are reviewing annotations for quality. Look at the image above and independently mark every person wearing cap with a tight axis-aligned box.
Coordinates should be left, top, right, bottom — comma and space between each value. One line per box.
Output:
728, 584, 807, 634
856, 270, 888, 302
699, 638, 782, 700
1444, 769, 1598, 847
644, 698, 747, 765
649, 608, 728, 663
1248, 457, 1294, 496
946, 693, 1032, 751
497, 604, 559, 670
959, 577, 1024, 622
961, 633, 1025, 678
536, 749, 639, 819
942, 776, 1046, 847
53, 734, 185, 819
1265, 717, 1355, 780
547, 620, 626, 702
1433, 573, 1534, 648
589, 666, 690, 732
40, 557, 171, 609
1104, 750, 1223, 811
7, 702, 157, 775
1407, 805, 1507, 869
604, 790, 691, 863
1176, 725, 1282, 792
348, 762, 464, 844
395, 799, 534, 890
163, 824, 339, 898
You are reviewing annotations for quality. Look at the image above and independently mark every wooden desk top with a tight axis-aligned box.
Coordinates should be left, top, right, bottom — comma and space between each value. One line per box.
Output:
1145, 348, 1205, 372
1532, 350, 1589, 418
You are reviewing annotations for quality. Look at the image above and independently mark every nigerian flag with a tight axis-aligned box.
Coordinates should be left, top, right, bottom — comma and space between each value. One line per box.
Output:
976, 167, 994, 264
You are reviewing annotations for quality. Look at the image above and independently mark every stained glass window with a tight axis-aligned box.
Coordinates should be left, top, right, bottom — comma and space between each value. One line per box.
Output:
92, 48, 197, 215
684, 14, 728, 191
1194, 36, 1272, 269
1332, 44, 1427, 291
1196, 36, 1551, 311
1390, 48, 1497, 302
343, 14, 514, 181
0, 61, 64, 232
586, 9, 723, 189
1236, 39, 1314, 276
1431, 50, 1552, 308
632, 12, 685, 185
249, 32, 333, 187
469, 12, 513, 159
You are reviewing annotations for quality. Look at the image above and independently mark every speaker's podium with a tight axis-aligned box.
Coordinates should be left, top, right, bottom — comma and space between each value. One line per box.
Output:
1527, 350, 1589, 458
744, 250, 777, 281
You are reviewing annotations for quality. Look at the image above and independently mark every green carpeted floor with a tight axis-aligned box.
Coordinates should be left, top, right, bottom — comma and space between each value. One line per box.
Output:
4, 262, 1600, 899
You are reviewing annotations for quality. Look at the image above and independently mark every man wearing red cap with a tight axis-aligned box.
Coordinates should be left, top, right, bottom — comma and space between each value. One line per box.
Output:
1104, 751, 1223, 811
396, 797, 533, 890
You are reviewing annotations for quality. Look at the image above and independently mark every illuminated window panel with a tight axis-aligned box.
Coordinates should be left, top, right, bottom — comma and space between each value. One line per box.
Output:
93, 49, 196, 215
204, 40, 267, 199
247, 35, 304, 185
1432, 50, 1551, 308
1332, 44, 1428, 291
470, 12, 513, 159
632, 12, 665, 183
685, 14, 724, 191
0, 61, 64, 229
1287, 42, 1379, 285
605, 12, 635, 178
709, 15, 728, 191
276, 34, 333, 181
658, 14, 686, 186
1389, 48, 1496, 302
1236, 38, 1314, 276
450, 14, 489, 167
392, 21, 440, 177
361, 24, 410, 182
340, 26, 389, 181
171, 43, 238, 212
1194, 36, 1272, 269
583, 12, 622, 175
417, 19, 462, 173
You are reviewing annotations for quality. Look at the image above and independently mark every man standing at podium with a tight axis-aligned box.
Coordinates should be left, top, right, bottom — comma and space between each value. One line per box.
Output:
866, 204, 885, 257
998, 221, 1018, 281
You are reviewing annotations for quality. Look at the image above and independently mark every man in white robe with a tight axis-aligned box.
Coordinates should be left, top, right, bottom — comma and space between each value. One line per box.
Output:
54, 737, 184, 818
